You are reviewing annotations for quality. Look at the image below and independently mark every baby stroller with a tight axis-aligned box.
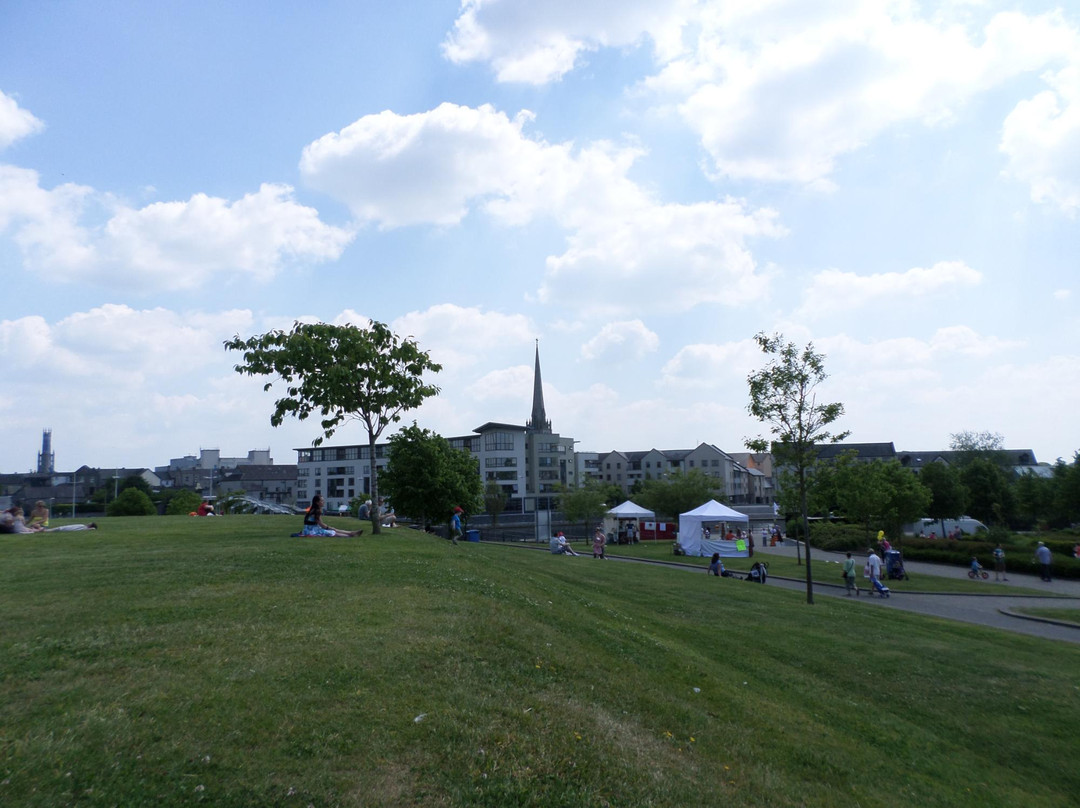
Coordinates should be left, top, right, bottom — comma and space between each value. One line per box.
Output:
745, 561, 768, 584
884, 549, 908, 581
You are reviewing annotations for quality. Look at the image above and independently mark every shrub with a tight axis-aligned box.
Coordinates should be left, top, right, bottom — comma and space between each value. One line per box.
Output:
165, 489, 204, 516
107, 489, 156, 517
808, 522, 875, 552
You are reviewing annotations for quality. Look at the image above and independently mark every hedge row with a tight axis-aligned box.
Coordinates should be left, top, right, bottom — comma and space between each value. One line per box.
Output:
804, 523, 1080, 580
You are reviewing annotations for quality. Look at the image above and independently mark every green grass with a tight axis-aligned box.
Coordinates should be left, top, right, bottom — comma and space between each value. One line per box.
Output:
2, 516, 1079, 807
605, 542, 1051, 594
1014, 608, 1080, 625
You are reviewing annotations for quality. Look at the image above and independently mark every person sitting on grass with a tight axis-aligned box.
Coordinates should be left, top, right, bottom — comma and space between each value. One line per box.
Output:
301, 495, 363, 537
549, 532, 578, 556
707, 552, 726, 577
28, 501, 50, 529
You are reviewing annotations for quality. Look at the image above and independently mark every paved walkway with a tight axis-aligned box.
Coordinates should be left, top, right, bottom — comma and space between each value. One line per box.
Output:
735, 543, 1080, 644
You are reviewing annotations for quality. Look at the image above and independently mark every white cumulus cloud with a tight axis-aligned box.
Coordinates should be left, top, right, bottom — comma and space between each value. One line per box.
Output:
1001, 61, 1080, 214
442, 0, 691, 84
580, 320, 659, 362
0, 90, 44, 149
301, 103, 783, 314
0, 172, 353, 290
799, 260, 982, 316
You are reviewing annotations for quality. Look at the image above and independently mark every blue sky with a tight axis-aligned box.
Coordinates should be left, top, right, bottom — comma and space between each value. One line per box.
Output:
2, 0, 1077, 471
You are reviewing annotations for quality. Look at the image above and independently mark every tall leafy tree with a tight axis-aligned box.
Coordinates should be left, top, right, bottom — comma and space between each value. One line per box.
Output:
378, 423, 482, 536
960, 457, 1014, 526
919, 461, 967, 537
747, 332, 848, 604
1051, 453, 1080, 526
830, 453, 889, 544
876, 461, 932, 541
226, 321, 442, 534
557, 480, 608, 541
636, 469, 722, 522
949, 430, 1006, 468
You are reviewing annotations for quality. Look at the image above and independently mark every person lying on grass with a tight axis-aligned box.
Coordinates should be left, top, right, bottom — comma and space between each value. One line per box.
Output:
301, 495, 363, 537
1, 507, 96, 533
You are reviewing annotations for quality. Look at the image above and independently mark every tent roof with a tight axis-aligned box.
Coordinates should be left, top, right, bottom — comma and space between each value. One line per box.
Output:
680, 499, 749, 521
606, 500, 655, 518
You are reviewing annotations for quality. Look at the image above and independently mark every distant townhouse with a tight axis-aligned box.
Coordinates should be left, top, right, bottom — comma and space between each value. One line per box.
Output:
590, 443, 765, 505
216, 464, 298, 505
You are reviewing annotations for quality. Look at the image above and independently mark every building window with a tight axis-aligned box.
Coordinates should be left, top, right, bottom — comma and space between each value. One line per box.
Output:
345, 447, 359, 460
485, 457, 517, 468
484, 431, 515, 451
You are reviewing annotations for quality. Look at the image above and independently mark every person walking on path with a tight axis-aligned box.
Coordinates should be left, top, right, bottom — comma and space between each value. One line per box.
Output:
843, 551, 859, 596
1035, 542, 1053, 582
592, 526, 607, 559
865, 549, 889, 597
993, 544, 1008, 581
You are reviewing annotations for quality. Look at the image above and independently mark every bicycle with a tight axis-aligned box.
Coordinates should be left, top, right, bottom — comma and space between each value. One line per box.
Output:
967, 567, 989, 579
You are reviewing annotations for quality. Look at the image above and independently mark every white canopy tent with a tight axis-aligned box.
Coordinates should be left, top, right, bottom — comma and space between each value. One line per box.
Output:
606, 501, 655, 519
603, 500, 655, 540
678, 500, 750, 557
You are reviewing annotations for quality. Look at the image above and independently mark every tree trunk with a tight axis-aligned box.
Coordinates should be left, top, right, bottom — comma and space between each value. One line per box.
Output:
369, 433, 381, 535
800, 469, 814, 605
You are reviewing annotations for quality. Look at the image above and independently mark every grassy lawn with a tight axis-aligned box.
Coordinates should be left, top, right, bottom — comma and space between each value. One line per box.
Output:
2, 516, 1078, 807
1014, 608, 1080, 625
604, 541, 1051, 595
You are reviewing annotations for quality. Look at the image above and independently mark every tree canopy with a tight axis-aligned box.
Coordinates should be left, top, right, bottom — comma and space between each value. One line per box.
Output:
226, 320, 442, 533
747, 332, 847, 603
378, 423, 482, 532
636, 469, 722, 521
165, 489, 204, 516
557, 480, 609, 539
107, 488, 157, 517
919, 461, 967, 535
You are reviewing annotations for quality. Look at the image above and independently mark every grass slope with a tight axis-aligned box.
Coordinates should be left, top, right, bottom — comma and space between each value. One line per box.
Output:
1, 517, 1078, 807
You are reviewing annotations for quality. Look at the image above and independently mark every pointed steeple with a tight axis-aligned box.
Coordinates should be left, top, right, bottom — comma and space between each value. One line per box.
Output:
526, 340, 551, 433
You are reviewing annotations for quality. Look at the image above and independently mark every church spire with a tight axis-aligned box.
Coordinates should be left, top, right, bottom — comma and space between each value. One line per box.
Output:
527, 340, 551, 433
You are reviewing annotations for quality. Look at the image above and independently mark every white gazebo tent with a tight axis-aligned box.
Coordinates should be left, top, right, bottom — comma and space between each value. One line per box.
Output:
604, 500, 655, 541
678, 500, 750, 557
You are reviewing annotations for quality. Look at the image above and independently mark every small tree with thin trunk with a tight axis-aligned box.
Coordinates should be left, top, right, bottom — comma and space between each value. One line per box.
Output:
483, 482, 510, 527
225, 321, 441, 534
746, 332, 848, 605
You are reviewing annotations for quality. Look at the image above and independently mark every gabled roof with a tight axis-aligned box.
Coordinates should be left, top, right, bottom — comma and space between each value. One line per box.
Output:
898, 449, 1039, 469
814, 442, 896, 461
660, 449, 692, 462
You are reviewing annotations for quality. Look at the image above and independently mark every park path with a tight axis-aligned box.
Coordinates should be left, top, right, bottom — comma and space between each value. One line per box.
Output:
607, 542, 1080, 645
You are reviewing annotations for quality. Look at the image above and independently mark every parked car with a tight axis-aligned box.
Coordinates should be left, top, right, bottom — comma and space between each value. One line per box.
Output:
904, 517, 988, 537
